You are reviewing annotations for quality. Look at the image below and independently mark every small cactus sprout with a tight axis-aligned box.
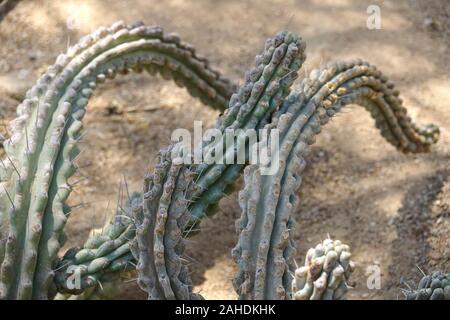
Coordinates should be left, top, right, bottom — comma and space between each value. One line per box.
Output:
405, 271, 450, 300
292, 239, 355, 300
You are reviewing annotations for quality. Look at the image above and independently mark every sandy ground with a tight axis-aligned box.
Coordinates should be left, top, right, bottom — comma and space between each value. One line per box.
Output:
0, 0, 448, 300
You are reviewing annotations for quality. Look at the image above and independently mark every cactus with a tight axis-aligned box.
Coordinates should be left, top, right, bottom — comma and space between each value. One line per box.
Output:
0, 21, 440, 300
291, 239, 355, 300
0, 21, 234, 299
53, 192, 140, 295
404, 271, 450, 300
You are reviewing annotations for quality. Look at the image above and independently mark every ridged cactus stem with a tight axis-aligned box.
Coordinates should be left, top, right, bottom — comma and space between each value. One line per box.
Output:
134, 146, 202, 300
0, 21, 234, 299
134, 32, 306, 300
231, 60, 438, 300
53, 193, 140, 295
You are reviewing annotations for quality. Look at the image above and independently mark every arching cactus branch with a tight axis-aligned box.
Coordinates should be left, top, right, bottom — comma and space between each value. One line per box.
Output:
231, 59, 438, 300
134, 31, 306, 300
0, 21, 234, 299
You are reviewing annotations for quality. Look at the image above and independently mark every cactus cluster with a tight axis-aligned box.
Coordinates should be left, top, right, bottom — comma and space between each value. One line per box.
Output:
405, 271, 450, 300
0, 21, 442, 300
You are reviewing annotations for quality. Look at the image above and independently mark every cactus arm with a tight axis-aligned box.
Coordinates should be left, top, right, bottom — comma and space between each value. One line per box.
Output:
289, 60, 439, 153
231, 113, 310, 300
231, 60, 439, 300
0, 21, 235, 299
185, 60, 439, 233
53, 190, 141, 295
53, 214, 136, 295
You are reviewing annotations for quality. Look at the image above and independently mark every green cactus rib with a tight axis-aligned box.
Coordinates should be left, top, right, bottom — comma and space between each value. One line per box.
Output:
291, 239, 355, 300
134, 146, 202, 300
405, 271, 450, 300
54, 278, 122, 300
231, 59, 439, 300
0, 21, 235, 299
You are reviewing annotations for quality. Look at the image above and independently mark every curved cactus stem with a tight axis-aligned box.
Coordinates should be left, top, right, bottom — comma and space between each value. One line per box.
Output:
49, 30, 306, 298
53, 192, 140, 295
133, 31, 306, 300
185, 60, 439, 235
183, 31, 306, 234
291, 239, 355, 300
0, 21, 235, 299
231, 60, 439, 300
